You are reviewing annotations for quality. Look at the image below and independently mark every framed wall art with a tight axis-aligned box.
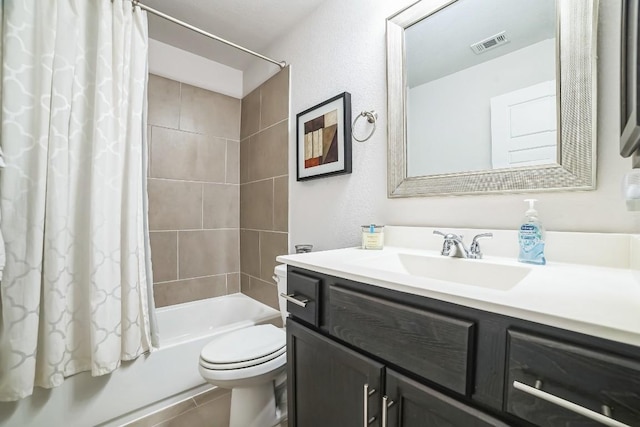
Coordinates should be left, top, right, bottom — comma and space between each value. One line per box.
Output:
296, 92, 352, 180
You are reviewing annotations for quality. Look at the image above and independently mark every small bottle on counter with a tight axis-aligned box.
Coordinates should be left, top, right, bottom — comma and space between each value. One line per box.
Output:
361, 224, 384, 250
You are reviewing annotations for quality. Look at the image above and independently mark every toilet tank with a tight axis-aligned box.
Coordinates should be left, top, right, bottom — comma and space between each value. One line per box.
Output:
273, 264, 288, 325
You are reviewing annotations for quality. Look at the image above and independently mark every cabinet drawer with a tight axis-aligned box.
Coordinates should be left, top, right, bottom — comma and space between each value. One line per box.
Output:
329, 286, 475, 395
286, 271, 320, 326
506, 330, 640, 426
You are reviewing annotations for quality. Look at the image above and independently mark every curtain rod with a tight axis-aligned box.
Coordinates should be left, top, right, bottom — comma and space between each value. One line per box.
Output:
132, 0, 287, 69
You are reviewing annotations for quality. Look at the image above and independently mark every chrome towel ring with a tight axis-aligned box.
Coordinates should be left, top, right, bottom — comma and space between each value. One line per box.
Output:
352, 110, 378, 142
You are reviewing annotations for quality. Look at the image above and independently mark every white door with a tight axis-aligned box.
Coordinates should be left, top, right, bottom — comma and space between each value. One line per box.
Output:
490, 80, 557, 169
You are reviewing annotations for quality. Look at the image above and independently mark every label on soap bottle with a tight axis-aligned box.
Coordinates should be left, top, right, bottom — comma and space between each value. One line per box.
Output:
518, 224, 546, 265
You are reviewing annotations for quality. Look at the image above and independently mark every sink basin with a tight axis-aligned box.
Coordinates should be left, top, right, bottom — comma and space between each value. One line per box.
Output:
350, 252, 531, 290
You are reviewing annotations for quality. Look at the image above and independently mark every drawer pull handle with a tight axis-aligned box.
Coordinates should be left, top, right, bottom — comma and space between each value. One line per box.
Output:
513, 381, 629, 427
381, 395, 395, 427
280, 292, 309, 307
363, 384, 377, 426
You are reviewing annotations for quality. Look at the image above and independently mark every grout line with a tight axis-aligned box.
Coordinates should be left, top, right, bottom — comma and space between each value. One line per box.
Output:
224, 140, 229, 185
176, 231, 180, 280
272, 178, 276, 230
154, 272, 239, 285
242, 117, 288, 140
201, 184, 204, 229
257, 231, 262, 287
240, 174, 288, 186
239, 228, 288, 235
151, 228, 241, 233
148, 177, 240, 185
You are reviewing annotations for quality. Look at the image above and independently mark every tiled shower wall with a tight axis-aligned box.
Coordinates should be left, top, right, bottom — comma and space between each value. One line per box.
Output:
240, 67, 290, 309
147, 74, 241, 307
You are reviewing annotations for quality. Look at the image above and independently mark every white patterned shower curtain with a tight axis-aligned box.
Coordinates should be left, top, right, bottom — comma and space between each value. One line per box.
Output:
0, 0, 158, 401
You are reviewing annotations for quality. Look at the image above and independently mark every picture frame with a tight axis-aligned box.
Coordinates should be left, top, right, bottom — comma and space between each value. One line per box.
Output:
296, 92, 352, 181
621, 0, 640, 166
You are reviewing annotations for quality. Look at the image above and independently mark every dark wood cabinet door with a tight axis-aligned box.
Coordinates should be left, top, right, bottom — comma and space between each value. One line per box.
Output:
385, 369, 509, 427
287, 319, 385, 427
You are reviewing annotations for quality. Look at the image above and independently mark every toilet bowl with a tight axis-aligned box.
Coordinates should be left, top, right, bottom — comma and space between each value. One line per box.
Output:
198, 264, 289, 427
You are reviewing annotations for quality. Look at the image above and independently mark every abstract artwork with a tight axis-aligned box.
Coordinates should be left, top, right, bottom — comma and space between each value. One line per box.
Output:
296, 92, 352, 180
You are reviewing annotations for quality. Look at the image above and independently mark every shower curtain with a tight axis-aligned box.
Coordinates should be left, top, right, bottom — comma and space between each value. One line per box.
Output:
0, 0, 158, 401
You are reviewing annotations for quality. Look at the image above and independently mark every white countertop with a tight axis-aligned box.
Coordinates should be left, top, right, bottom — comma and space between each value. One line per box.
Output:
277, 244, 640, 347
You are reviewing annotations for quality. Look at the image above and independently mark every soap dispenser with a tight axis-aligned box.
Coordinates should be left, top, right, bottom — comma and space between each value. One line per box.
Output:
518, 199, 546, 265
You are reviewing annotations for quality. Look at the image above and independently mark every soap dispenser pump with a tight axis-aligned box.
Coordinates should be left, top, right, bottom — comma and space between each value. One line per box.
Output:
518, 199, 546, 265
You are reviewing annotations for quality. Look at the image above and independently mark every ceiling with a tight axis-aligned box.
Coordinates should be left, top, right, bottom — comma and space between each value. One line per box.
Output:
143, 0, 328, 71
406, 0, 556, 88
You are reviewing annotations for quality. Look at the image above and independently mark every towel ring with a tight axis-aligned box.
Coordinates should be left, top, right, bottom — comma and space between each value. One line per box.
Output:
352, 110, 378, 142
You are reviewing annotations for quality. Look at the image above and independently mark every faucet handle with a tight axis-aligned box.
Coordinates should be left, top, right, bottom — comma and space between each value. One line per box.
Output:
469, 233, 493, 259
433, 230, 463, 240
472, 232, 493, 243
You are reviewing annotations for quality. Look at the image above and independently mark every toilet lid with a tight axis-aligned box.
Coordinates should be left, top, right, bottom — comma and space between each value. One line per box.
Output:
200, 324, 285, 364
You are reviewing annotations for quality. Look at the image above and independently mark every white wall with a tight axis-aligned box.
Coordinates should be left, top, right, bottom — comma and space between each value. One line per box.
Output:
407, 39, 555, 176
245, 0, 640, 252
148, 39, 243, 98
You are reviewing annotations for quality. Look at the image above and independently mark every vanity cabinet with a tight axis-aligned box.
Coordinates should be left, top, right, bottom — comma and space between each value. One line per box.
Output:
285, 266, 640, 427
287, 319, 507, 427
287, 320, 383, 427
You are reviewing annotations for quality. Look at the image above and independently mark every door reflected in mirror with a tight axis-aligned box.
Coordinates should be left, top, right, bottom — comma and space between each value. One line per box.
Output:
405, 0, 557, 177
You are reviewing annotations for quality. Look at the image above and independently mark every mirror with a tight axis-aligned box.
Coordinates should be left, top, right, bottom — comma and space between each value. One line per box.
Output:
387, 0, 597, 197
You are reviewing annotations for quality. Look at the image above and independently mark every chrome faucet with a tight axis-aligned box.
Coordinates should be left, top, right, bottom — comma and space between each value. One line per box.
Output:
433, 231, 493, 259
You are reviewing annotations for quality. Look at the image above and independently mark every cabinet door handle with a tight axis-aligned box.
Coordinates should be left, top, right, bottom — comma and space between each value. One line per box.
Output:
381, 395, 395, 427
279, 292, 309, 307
513, 381, 630, 427
363, 384, 376, 426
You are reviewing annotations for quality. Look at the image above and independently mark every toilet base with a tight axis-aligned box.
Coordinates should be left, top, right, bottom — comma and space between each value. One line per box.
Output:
229, 382, 278, 427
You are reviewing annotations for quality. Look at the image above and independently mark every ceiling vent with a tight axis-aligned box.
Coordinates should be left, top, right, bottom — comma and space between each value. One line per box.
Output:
470, 31, 509, 54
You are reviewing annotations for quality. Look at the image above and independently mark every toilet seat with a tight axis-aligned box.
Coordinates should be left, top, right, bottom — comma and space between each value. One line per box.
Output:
200, 324, 285, 366
199, 345, 286, 370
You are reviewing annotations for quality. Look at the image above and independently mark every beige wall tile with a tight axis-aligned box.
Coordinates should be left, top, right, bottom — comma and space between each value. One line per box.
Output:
260, 231, 288, 281
260, 67, 289, 130
154, 275, 227, 307
156, 389, 231, 427
249, 121, 288, 182
240, 87, 260, 140
240, 137, 251, 184
147, 125, 152, 178
226, 140, 239, 184
151, 127, 226, 183
240, 179, 274, 230
178, 230, 239, 278
148, 74, 180, 129
240, 230, 260, 277
203, 184, 239, 229
180, 83, 240, 140
148, 179, 202, 230
243, 276, 279, 310
240, 273, 250, 293
149, 231, 177, 283
226, 273, 240, 294
274, 176, 288, 232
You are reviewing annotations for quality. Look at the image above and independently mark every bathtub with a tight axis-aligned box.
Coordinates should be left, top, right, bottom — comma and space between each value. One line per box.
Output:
0, 293, 281, 427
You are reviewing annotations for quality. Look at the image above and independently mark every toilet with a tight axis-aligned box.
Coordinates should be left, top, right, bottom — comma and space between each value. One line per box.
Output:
198, 264, 289, 427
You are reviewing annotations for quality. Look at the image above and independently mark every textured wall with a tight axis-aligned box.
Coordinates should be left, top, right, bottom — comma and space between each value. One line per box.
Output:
243, 0, 640, 253
147, 74, 241, 307
239, 67, 290, 309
